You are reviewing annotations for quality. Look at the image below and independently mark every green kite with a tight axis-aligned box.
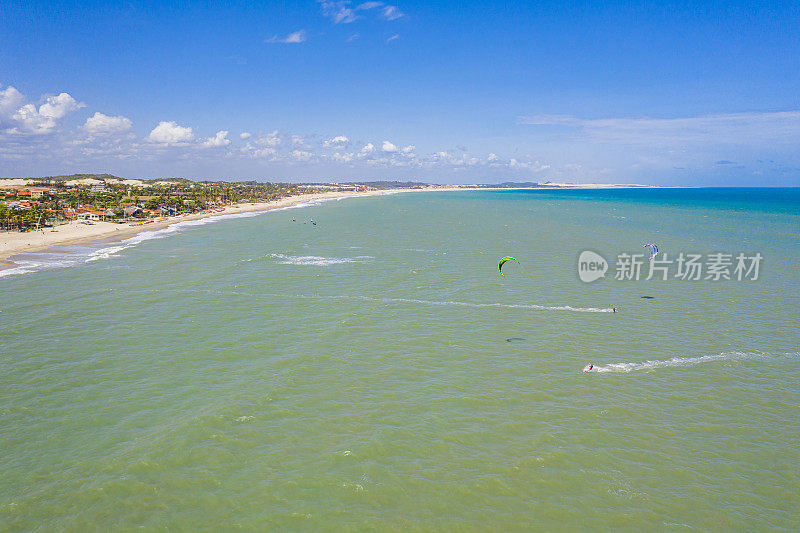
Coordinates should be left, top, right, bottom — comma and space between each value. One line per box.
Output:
498, 256, 520, 276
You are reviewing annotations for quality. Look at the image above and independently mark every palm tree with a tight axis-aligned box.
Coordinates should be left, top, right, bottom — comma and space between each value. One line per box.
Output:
0, 204, 10, 231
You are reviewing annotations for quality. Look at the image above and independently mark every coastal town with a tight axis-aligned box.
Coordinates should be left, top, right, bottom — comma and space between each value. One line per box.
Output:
0, 174, 384, 231
0, 175, 642, 265
0, 175, 446, 264
1, 174, 647, 233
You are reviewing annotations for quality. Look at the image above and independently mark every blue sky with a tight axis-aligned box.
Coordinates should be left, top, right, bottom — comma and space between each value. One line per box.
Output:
1, 0, 799, 184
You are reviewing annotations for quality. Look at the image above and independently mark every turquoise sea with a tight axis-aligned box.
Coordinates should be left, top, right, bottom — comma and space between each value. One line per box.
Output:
1, 188, 799, 530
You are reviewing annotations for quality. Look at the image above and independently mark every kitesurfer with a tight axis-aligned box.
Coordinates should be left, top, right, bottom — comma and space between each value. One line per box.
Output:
642, 243, 658, 260
584, 364, 593, 373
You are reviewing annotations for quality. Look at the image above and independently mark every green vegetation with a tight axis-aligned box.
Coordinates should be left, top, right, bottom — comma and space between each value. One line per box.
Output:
0, 175, 400, 232
0, 202, 56, 231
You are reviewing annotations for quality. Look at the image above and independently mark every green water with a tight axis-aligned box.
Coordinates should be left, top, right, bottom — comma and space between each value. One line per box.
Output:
1, 189, 799, 530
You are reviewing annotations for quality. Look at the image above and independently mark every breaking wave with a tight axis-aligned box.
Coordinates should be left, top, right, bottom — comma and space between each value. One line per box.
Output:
268, 254, 373, 266
0, 210, 269, 278
272, 197, 344, 211
1, 196, 359, 278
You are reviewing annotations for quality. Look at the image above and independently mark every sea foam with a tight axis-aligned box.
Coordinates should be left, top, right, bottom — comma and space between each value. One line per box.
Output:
0, 210, 271, 278
0, 197, 354, 278
268, 254, 373, 266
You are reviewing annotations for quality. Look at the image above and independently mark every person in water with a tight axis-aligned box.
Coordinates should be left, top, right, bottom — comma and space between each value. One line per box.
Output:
584, 364, 593, 372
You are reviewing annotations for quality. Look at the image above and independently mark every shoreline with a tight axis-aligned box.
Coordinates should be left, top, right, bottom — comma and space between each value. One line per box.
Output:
0, 186, 468, 266
0, 183, 660, 268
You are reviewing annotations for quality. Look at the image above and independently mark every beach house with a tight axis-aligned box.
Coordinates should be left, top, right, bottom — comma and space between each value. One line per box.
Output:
75, 209, 112, 221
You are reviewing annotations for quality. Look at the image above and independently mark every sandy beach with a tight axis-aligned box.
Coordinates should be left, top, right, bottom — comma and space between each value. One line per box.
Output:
0, 186, 464, 265
0, 183, 650, 267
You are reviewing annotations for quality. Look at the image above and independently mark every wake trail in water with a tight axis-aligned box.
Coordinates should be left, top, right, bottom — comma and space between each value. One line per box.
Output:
286, 294, 615, 314
590, 351, 799, 373
190, 290, 612, 314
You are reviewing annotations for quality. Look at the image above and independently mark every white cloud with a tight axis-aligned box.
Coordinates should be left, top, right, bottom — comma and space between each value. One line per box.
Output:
249, 146, 277, 159
0, 89, 555, 177
83, 112, 133, 135
518, 111, 800, 146
292, 134, 309, 148
508, 158, 549, 171
332, 151, 356, 163
2, 95, 797, 185
15, 81, 795, 184
346, 33, 359, 42
255, 130, 282, 147
39, 93, 84, 120
418, 151, 487, 169
382, 5, 403, 20
318, 1, 357, 23
203, 130, 231, 147
291, 149, 314, 161
320, 1, 403, 24
359, 142, 375, 156
323, 135, 350, 148
430, 151, 454, 164
241, 131, 282, 160
387, 34, 400, 42
148, 121, 195, 143
266, 30, 307, 43
0, 86, 25, 119
11, 92, 84, 134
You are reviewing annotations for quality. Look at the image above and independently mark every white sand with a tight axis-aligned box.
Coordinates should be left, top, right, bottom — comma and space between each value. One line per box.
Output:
1, 183, 652, 264
0, 186, 464, 263
541, 182, 652, 188
0, 179, 33, 187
